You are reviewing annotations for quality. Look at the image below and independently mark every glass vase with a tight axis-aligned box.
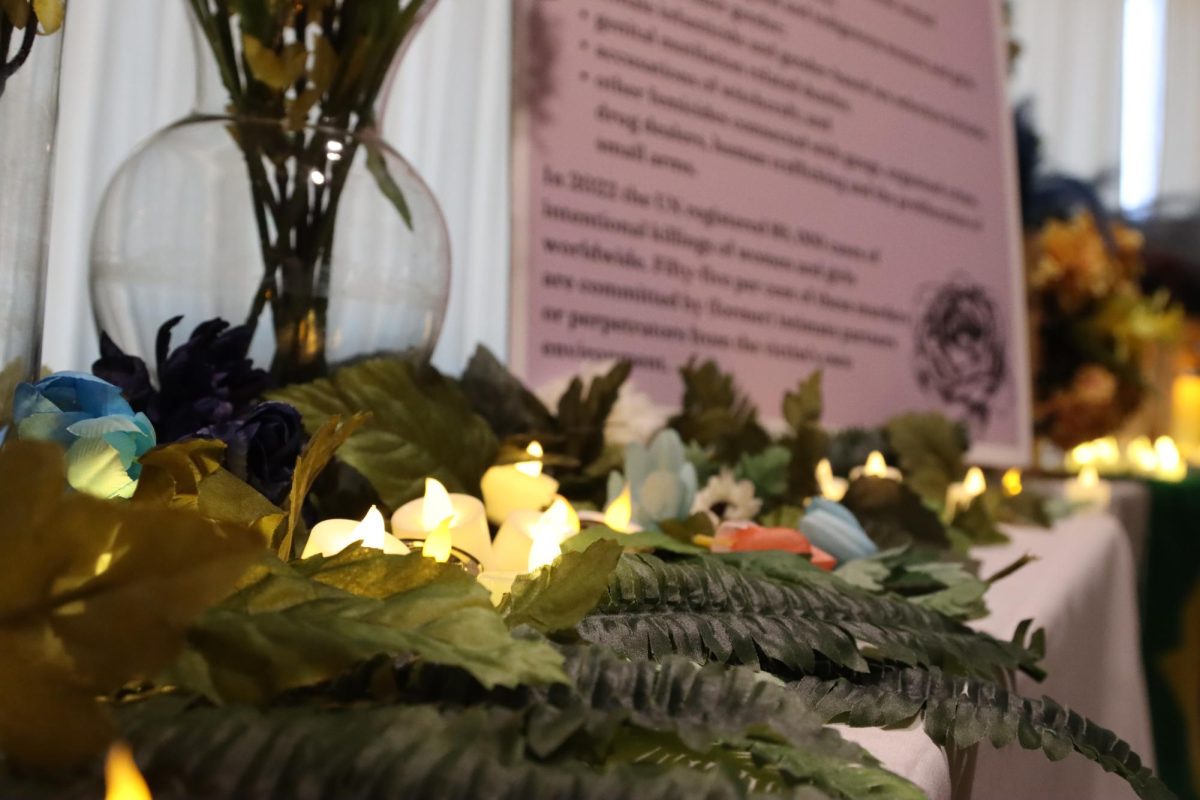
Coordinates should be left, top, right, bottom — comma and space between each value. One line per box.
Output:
91, 0, 449, 385
0, 4, 66, 387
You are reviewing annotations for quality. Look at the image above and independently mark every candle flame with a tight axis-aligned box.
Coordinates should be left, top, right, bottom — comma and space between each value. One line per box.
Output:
1094, 437, 1121, 467
816, 459, 847, 502
604, 485, 634, 532
352, 506, 387, 550
421, 478, 456, 530
527, 497, 577, 572
105, 743, 151, 800
963, 467, 987, 498
515, 441, 545, 478
424, 516, 454, 563
1155, 436, 1186, 481
863, 451, 890, 479
1002, 468, 1023, 497
1127, 437, 1159, 474
1079, 464, 1101, 489
1068, 442, 1096, 472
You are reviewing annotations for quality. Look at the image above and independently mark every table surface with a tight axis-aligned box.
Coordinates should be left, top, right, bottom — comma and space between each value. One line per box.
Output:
841, 508, 1155, 800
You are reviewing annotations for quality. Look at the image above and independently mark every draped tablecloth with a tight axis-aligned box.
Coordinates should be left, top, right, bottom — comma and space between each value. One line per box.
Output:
841, 510, 1155, 800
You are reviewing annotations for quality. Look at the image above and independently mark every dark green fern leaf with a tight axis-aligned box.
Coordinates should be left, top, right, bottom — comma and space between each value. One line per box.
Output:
578, 554, 1038, 679
789, 666, 1174, 800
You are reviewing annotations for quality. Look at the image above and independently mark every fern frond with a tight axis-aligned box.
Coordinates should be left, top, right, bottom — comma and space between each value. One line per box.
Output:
789, 666, 1174, 800
578, 555, 1036, 678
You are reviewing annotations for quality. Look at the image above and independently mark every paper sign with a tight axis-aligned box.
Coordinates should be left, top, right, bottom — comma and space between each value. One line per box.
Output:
511, 0, 1031, 464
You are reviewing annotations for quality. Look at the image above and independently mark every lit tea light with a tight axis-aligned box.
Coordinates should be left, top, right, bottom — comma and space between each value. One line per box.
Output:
578, 484, 642, 533
944, 467, 987, 521
423, 517, 454, 563
492, 496, 581, 573
816, 459, 848, 502
1002, 468, 1023, 498
1093, 437, 1121, 473
480, 441, 560, 525
1065, 442, 1096, 474
302, 506, 409, 559
850, 451, 902, 482
1155, 436, 1188, 483
1065, 465, 1111, 509
105, 742, 151, 800
392, 478, 492, 567
1126, 436, 1159, 476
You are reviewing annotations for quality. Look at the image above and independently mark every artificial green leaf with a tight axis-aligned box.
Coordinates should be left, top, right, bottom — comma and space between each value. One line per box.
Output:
366, 143, 414, 230
557, 361, 631, 466
0, 440, 263, 770
841, 477, 951, 551
268, 359, 498, 511
562, 526, 707, 556
885, 414, 968, 507
169, 552, 566, 703
949, 495, 1009, 549
786, 423, 830, 501
737, 444, 792, 501
658, 513, 716, 546
783, 372, 823, 431
500, 540, 623, 632
998, 490, 1054, 528
760, 505, 805, 529
278, 413, 369, 559
669, 360, 770, 464
460, 345, 557, 440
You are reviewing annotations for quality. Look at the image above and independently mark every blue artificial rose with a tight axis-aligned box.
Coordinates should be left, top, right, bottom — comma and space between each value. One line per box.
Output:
607, 429, 698, 528
799, 499, 877, 564
13, 372, 157, 499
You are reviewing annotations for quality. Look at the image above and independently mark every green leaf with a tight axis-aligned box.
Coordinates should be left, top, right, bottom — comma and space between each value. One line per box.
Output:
669, 360, 770, 465
783, 372, 823, 431
168, 551, 566, 703
563, 525, 707, 556
790, 666, 1173, 800
268, 359, 498, 510
884, 414, 968, 507
500, 540, 624, 632
841, 477, 952, 551
460, 345, 558, 440
737, 445, 792, 501
279, 413, 369, 559
365, 142, 414, 229
949, 495, 1010, 549
760, 504, 805, 529
786, 423, 830, 501
0, 440, 264, 771
557, 361, 632, 466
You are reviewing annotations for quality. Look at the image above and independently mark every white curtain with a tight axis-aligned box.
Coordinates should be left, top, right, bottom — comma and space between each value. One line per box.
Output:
43, 0, 513, 374
1009, 0, 1128, 194
1159, 0, 1200, 199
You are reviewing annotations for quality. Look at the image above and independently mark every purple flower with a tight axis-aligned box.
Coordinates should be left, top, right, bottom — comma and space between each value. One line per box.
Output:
196, 402, 305, 505
93, 317, 271, 442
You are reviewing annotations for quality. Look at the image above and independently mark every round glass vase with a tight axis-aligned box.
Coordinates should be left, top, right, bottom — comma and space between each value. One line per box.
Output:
0, 5, 67, 386
90, 1, 449, 385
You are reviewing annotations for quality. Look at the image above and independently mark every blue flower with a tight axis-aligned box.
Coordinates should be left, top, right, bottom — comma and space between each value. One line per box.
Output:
13, 372, 157, 499
607, 429, 698, 528
800, 499, 877, 564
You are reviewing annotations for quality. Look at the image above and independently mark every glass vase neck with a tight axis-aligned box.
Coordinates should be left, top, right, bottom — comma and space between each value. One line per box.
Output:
184, 0, 442, 120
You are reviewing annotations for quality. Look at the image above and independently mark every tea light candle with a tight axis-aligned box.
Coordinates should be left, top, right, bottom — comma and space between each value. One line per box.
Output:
477, 571, 518, 605
1092, 437, 1121, 474
849, 451, 902, 482
1064, 465, 1111, 509
1155, 436, 1188, 483
1002, 468, 1023, 497
815, 459, 848, 502
578, 484, 642, 533
1172, 375, 1200, 463
944, 467, 987, 522
491, 496, 580, 573
422, 517, 453, 563
302, 506, 410, 559
480, 442, 559, 525
1126, 436, 1159, 476
391, 478, 492, 567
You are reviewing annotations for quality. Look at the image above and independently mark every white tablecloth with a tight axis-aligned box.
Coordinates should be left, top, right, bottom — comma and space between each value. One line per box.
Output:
841, 510, 1156, 800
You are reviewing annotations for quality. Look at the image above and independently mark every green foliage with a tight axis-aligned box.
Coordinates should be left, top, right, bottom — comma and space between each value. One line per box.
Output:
167, 549, 566, 704
670, 360, 770, 464
947, 495, 1010, 550
268, 358, 498, 509
781, 373, 830, 501
783, 372, 824, 430
835, 548, 989, 621
460, 345, 557, 440
277, 413, 368, 558
841, 477, 951, 551
790, 666, 1172, 800
0, 440, 263, 771
557, 361, 633, 466
578, 554, 1037, 678
501, 541, 624, 633
563, 526, 707, 556
884, 414, 968, 508
737, 444, 792, 502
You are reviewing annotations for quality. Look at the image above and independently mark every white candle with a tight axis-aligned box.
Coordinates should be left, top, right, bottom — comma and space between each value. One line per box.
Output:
816, 459, 848, 502
491, 497, 580, 573
303, 506, 410, 559
849, 451, 902, 482
1065, 465, 1112, 509
480, 441, 560, 525
943, 467, 987, 522
392, 478, 492, 566
578, 484, 642, 533
1155, 436, 1188, 482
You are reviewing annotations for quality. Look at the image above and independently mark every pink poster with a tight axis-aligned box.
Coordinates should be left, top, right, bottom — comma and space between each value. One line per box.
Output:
510, 0, 1031, 464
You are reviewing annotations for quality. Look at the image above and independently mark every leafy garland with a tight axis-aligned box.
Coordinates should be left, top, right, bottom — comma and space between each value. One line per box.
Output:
0, 326, 1173, 800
